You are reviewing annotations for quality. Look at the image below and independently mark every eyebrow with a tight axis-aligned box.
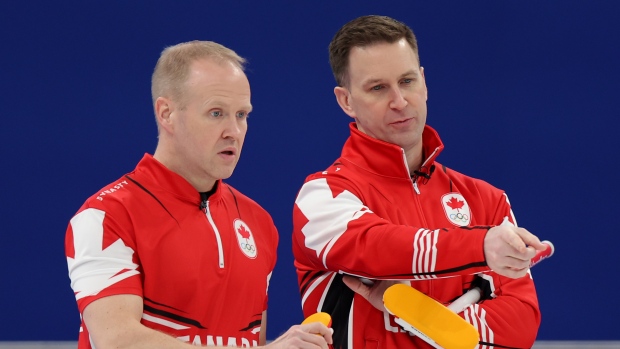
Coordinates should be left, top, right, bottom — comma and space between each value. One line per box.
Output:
203, 100, 253, 112
362, 70, 419, 87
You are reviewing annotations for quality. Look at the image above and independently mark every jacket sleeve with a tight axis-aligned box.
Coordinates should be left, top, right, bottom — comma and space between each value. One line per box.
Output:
293, 175, 491, 280
65, 199, 142, 313
459, 193, 541, 349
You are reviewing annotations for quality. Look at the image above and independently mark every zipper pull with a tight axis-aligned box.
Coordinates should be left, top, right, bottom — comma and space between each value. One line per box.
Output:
199, 191, 210, 212
413, 180, 420, 194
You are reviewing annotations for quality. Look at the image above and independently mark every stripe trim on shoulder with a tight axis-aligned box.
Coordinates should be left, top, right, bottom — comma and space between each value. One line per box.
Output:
225, 184, 242, 218
124, 175, 177, 223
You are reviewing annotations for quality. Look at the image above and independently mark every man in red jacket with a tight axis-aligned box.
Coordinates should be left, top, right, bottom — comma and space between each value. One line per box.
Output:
292, 15, 546, 349
66, 40, 332, 349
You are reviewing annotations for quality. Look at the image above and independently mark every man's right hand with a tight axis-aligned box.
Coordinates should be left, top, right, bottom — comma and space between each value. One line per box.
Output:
265, 322, 333, 349
483, 225, 547, 278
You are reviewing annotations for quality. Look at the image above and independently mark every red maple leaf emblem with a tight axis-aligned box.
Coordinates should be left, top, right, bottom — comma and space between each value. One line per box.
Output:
237, 225, 251, 239
446, 197, 465, 212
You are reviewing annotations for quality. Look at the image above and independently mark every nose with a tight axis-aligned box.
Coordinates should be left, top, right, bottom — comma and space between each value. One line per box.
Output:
222, 115, 243, 139
389, 88, 408, 111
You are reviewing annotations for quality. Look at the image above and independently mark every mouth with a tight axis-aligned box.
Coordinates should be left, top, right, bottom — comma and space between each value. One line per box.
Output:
390, 117, 413, 125
218, 147, 237, 157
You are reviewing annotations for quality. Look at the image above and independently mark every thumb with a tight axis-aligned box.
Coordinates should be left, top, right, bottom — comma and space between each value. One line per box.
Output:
504, 228, 528, 253
516, 229, 546, 251
342, 275, 371, 298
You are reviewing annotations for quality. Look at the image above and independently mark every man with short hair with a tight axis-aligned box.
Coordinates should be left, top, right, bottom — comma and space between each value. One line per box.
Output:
292, 16, 545, 348
66, 40, 332, 349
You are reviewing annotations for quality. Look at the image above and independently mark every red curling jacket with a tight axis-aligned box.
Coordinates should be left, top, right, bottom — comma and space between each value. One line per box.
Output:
292, 123, 540, 349
66, 154, 278, 348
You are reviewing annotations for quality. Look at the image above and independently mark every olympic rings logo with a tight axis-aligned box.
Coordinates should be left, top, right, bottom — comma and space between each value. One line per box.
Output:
449, 213, 469, 221
240, 243, 256, 252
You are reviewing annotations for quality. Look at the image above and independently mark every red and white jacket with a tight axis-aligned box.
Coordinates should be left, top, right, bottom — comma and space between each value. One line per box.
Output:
66, 154, 278, 348
292, 123, 540, 349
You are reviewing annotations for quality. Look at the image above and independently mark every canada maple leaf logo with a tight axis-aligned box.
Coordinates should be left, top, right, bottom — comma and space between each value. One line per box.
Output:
446, 197, 465, 212
237, 225, 251, 239
68, 208, 139, 300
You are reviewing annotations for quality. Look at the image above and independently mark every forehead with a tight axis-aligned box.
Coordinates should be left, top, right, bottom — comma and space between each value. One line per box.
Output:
348, 39, 420, 83
184, 58, 251, 106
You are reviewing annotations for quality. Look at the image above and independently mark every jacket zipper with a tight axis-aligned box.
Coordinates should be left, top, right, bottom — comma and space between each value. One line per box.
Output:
203, 200, 225, 268
403, 149, 434, 289
401, 149, 421, 194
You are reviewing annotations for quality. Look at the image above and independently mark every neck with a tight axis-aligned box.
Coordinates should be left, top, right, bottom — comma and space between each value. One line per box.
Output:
153, 145, 217, 192
404, 143, 424, 174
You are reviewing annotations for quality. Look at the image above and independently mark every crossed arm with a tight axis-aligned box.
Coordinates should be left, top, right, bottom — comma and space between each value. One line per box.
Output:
83, 294, 333, 349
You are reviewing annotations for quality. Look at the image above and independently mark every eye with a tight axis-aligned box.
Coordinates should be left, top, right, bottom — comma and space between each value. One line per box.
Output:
236, 111, 249, 119
371, 85, 384, 91
210, 110, 222, 117
402, 78, 413, 84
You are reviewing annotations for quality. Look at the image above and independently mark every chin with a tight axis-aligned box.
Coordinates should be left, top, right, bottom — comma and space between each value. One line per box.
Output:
220, 169, 236, 180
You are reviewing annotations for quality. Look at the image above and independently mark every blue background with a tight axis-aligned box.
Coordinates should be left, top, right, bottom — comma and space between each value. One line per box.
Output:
1, 0, 618, 342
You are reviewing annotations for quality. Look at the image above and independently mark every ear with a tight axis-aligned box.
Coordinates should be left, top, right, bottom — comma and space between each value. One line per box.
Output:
154, 97, 174, 133
420, 66, 428, 101
334, 86, 356, 118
